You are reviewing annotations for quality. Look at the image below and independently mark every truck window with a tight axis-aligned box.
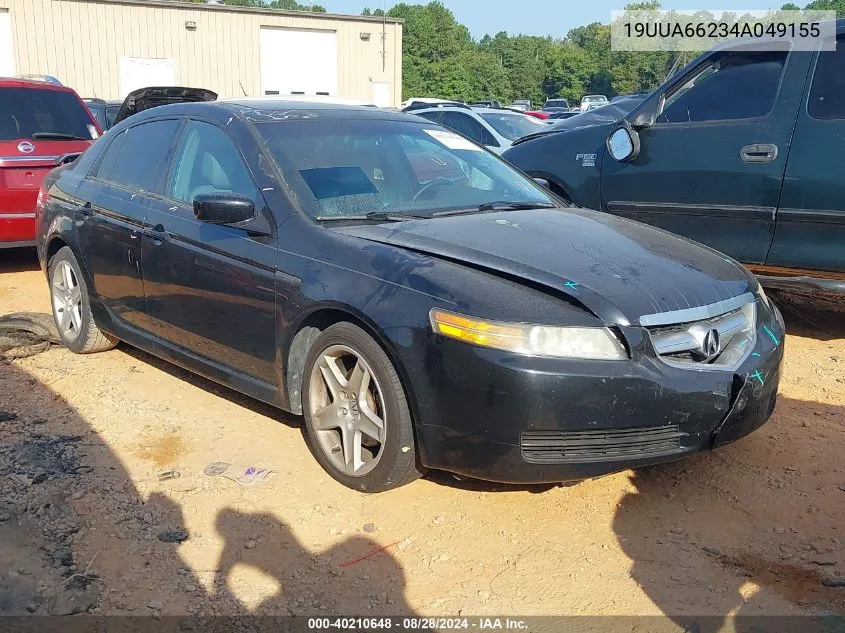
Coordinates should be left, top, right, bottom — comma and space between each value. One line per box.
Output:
659, 50, 787, 124
808, 37, 845, 120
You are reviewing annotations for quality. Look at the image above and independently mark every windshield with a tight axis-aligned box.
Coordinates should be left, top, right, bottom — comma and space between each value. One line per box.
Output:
479, 112, 547, 141
544, 100, 569, 109
256, 118, 554, 220
582, 96, 607, 104
0, 87, 96, 141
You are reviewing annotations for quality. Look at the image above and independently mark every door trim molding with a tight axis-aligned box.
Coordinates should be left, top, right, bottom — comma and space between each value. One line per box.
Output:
606, 201, 776, 220
776, 208, 845, 224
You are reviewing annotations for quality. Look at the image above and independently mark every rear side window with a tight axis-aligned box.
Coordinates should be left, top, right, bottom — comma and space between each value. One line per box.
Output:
92, 130, 127, 180
660, 50, 787, 124
808, 37, 845, 120
0, 87, 96, 141
442, 112, 498, 146
107, 120, 180, 193
416, 111, 443, 124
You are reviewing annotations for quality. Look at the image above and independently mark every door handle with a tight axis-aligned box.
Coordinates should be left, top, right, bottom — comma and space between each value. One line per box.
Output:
78, 201, 93, 218
143, 224, 169, 244
740, 144, 778, 163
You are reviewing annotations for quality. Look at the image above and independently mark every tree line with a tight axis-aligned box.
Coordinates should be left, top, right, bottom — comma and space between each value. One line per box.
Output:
161, 0, 845, 104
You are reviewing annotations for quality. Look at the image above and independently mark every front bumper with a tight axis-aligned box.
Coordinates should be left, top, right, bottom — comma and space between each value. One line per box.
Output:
401, 302, 784, 484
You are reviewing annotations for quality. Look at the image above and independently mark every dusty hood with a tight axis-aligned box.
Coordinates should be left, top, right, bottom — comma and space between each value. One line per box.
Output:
332, 207, 754, 326
113, 87, 217, 125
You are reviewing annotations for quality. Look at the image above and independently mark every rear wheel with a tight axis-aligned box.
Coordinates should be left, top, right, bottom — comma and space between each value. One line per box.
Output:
302, 322, 422, 492
48, 246, 117, 354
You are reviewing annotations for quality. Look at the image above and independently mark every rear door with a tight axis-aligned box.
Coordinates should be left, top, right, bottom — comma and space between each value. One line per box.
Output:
75, 119, 181, 331
767, 34, 845, 274
141, 118, 278, 383
600, 45, 807, 264
0, 85, 96, 243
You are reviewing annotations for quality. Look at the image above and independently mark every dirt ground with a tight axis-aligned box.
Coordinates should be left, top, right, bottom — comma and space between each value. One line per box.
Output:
0, 247, 843, 621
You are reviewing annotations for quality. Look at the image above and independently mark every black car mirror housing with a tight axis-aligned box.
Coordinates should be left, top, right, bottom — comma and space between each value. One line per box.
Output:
193, 192, 256, 226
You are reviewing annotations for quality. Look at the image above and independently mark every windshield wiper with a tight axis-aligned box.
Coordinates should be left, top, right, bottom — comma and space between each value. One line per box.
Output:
31, 132, 91, 141
315, 211, 429, 223
433, 201, 557, 217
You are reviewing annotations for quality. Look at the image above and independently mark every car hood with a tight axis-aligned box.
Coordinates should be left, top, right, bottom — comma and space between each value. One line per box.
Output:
113, 86, 217, 125
331, 207, 754, 326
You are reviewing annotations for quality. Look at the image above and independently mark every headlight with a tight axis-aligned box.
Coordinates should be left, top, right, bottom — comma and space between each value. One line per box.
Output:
429, 309, 627, 360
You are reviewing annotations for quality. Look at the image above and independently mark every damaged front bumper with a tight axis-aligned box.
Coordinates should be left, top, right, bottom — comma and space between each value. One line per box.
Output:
404, 303, 785, 484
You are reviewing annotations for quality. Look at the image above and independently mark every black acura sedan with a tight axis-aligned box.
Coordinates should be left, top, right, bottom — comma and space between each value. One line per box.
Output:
36, 100, 785, 492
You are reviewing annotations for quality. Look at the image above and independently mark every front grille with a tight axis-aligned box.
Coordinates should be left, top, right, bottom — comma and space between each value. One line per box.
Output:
645, 298, 756, 370
521, 425, 685, 464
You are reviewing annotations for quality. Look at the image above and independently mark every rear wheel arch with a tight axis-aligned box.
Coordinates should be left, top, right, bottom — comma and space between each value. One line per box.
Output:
46, 236, 69, 265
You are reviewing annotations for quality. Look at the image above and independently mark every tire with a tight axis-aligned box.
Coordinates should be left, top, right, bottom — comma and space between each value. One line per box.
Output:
301, 322, 423, 492
48, 246, 118, 354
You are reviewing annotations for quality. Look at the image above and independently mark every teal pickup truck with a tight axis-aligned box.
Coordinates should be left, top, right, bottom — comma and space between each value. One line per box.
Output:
504, 22, 845, 295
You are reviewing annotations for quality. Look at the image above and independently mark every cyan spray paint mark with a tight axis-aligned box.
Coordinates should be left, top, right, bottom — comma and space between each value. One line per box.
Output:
564, 281, 579, 289
737, 338, 748, 348
750, 369, 765, 386
763, 325, 780, 346
751, 352, 761, 357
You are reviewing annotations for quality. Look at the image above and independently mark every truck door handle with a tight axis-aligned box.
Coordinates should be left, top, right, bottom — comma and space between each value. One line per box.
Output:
78, 201, 93, 217
740, 144, 778, 163
143, 224, 169, 244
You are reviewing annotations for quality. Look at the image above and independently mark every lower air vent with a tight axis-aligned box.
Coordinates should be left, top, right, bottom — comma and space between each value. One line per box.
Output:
521, 425, 685, 464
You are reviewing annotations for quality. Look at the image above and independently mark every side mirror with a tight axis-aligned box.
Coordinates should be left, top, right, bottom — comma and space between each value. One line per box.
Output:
606, 124, 641, 163
193, 192, 255, 225
533, 177, 550, 189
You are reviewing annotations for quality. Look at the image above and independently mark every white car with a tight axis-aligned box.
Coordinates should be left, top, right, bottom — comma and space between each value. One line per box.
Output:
580, 94, 608, 111
405, 104, 548, 154
400, 97, 458, 108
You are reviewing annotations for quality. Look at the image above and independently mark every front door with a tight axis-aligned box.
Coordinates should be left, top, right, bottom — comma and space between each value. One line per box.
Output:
75, 119, 180, 330
141, 119, 278, 383
768, 34, 845, 274
600, 46, 805, 264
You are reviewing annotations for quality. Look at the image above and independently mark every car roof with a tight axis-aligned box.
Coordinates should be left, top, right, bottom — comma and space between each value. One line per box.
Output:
0, 77, 77, 92
113, 99, 421, 127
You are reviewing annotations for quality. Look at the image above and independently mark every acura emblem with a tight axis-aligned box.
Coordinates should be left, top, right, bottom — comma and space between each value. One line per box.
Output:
702, 329, 721, 359
17, 141, 35, 154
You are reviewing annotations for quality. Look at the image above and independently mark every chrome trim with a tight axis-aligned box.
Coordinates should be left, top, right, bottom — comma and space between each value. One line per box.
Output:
651, 310, 747, 356
647, 301, 757, 373
0, 212, 36, 219
638, 292, 756, 327
0, 155, 60, 166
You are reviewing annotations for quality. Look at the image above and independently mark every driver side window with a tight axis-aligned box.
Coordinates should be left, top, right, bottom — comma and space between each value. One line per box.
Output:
166, 120, 258, 205
659, 50, 787, 124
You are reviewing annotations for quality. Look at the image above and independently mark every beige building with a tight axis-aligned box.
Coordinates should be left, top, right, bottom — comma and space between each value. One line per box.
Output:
0, 0, 403, 106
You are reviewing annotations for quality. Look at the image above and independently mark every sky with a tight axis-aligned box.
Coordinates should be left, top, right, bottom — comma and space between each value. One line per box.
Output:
320, 0, 786, 39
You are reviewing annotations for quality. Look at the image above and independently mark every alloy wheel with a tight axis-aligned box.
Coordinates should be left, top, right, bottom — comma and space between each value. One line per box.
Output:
308, 344, 387, 477
51, 260, 83, 342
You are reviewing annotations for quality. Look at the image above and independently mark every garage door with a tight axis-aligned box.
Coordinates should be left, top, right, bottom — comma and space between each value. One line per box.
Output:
0, 10, 15, 77
259, 27, 337, 97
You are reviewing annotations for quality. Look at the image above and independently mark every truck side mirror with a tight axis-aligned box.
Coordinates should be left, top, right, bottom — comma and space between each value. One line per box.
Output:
607, 124, 641, 163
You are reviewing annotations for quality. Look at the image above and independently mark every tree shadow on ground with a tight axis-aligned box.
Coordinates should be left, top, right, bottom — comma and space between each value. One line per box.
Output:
612, 394, 845, 632
0, 358, 414, 617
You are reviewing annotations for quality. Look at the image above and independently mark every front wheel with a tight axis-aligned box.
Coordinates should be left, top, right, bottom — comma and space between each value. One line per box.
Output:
302, 322, 423, 492
48, 246, 118, 354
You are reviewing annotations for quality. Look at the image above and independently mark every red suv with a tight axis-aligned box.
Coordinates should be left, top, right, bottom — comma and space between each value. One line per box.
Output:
1, 79, 100, 248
